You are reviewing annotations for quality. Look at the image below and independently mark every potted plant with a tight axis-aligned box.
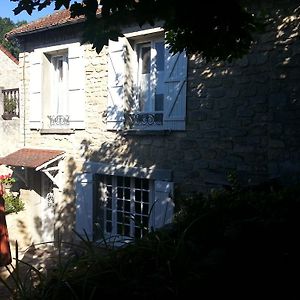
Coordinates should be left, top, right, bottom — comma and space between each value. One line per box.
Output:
0, 174, 16, 190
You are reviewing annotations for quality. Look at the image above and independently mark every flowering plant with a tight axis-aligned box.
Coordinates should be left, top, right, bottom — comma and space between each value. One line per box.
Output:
0, 174, 16, 185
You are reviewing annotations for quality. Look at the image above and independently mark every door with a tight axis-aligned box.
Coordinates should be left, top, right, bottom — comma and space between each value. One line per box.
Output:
41, 174, 55, 243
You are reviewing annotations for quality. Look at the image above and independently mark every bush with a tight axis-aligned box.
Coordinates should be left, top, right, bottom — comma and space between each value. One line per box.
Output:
2, 182, 299, 299
4, 192, 25, 215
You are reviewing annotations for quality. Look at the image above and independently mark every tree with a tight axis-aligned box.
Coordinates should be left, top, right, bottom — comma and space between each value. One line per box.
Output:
11, 0, 264, 60
0, 17, 26, 58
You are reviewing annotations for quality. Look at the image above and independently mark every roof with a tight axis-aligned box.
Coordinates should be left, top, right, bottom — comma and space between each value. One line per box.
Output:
0, 148, 65, 169
6, 9, 85, 39
0, 44, 18, 65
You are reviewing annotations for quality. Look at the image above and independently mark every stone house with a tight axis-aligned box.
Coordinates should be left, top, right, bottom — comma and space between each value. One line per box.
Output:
1, 1, 300, 247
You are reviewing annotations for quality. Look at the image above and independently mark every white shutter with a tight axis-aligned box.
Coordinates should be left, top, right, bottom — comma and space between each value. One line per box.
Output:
75, 173, 94, 240
164, 47, 187, 130
107, 38, 125, 130
68, 43, 85, 129
152, 180, 174, 229
29, 51, 42, 129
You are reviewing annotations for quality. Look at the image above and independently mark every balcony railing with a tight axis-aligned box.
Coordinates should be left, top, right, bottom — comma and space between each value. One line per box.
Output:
2, 88, 19, 120
125, 112, 163, 128
47, 115, 70, 127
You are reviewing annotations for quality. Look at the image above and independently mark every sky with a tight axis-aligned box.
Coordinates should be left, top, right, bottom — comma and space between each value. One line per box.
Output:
0, 0, 60, 23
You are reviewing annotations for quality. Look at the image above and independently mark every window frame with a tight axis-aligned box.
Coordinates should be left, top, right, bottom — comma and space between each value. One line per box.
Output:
94, 174, 155, 243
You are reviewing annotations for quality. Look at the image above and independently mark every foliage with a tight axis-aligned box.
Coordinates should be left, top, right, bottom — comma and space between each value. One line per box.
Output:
0, 174, 16, 185
0, 17, 26, 58
10, 0, 265, 61
3, 95, 17, 114
1, 181, 299, 299
4, 192, 25, 214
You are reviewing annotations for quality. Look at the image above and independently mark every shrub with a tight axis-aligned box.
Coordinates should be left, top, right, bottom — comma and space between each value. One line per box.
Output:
4, 192, 25, 215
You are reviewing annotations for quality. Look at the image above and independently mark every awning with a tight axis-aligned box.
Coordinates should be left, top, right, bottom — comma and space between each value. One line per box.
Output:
0, 148, 65, 188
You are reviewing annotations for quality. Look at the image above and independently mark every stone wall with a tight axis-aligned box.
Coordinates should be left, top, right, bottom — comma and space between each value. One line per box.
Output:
18, 1, 300, 199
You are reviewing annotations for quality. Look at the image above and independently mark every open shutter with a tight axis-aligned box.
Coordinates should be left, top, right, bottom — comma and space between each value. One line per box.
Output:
164, 48, 187, 130
152, 180, 174, 229
75, 173, 94, 240
107, 38, 125, 130
68, 43, 85, 129
29, 51, 42, 129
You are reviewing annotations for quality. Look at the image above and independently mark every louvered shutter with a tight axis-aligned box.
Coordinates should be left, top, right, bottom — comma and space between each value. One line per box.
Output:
75, 173, 94, 240
107, 38, 125, 130
68, 43, 85, 129
164, 48, 187, 130
152, 180, 174, 229
29, 51, 42, 129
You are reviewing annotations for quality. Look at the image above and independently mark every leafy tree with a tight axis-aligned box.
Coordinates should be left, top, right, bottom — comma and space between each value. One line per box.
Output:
10, 0, 265, 61
0, 17, 26, 58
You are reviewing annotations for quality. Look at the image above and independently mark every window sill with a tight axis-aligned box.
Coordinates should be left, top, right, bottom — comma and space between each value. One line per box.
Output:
120, 129, 172, 136
40, 128, 75, 135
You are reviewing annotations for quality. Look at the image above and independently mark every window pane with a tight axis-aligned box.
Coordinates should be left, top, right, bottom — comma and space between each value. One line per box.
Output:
142, 203, 149, 215
107, 197, 112, 209
124, 200, 130, 212
106, 209, 112, 221
135, 202, 141, 214
106, 175, 112, 185
117, 187, 123, 199
141, 46, 151, 74
117, 176, 123, 187
155, 42, 164, 71
135, 178, 142, 189
135, 190, 141, 202
124, 188, 130, 200
124, 177, 131, 187
142, 179, 149, 190
155, 94, 164, 111
106, 222, 112, 233
117, 200, 123, 210
143, 191, 149, 203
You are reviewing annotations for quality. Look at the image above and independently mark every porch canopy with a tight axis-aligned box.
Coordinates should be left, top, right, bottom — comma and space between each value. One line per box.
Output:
0, 148, 65, 188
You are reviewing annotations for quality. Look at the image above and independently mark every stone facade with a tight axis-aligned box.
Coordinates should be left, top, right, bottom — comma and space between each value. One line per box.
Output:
7, 0, 300, 244
0, 46, 20, 167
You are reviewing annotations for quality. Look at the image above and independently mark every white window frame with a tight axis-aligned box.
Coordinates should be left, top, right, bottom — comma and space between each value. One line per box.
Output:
94, 174, 155, 244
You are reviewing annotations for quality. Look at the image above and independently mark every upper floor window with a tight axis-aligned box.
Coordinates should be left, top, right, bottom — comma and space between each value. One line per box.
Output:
107, 30, 187, 131
29, 43, 85, 132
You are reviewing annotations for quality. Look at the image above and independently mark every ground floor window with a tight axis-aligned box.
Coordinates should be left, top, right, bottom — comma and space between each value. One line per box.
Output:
94, 174, 153, 241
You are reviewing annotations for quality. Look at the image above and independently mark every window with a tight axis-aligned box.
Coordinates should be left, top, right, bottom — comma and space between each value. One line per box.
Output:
107, 31, 187, 131
29, 43, 85, 131
94, 175, 152, 241
75, 169, 174, 244
45, 52, 69, 128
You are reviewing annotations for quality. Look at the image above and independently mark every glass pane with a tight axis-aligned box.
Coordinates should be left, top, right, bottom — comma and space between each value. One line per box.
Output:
142, 216, 148, 226
124, 200, 130, 212
106, 209, 112, 221
107, 198, 112, 209
135, 228, 142, 239
117, 187, 123, 199
142, 203, 149, 215
135, 178, 141, 189
135, 215, 141, 225
107, 186, 112, 197
106, 222, 112, 233
117, 176, 123, 187
124, 213, 131, 224
124, 225, 130, 236
124, 177, 130, 187
117, 200, 123, 210
155, 42, 164, 71
142, 191, 149, 203
141, 45, 151, 74
142, 179, 149, 190
155, 94, 164, 111
117, 211, 123, 222
106, 175, 112, 185
135, 190, 141, 202
135, 202, 141, 214
124, 188, 130, 200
